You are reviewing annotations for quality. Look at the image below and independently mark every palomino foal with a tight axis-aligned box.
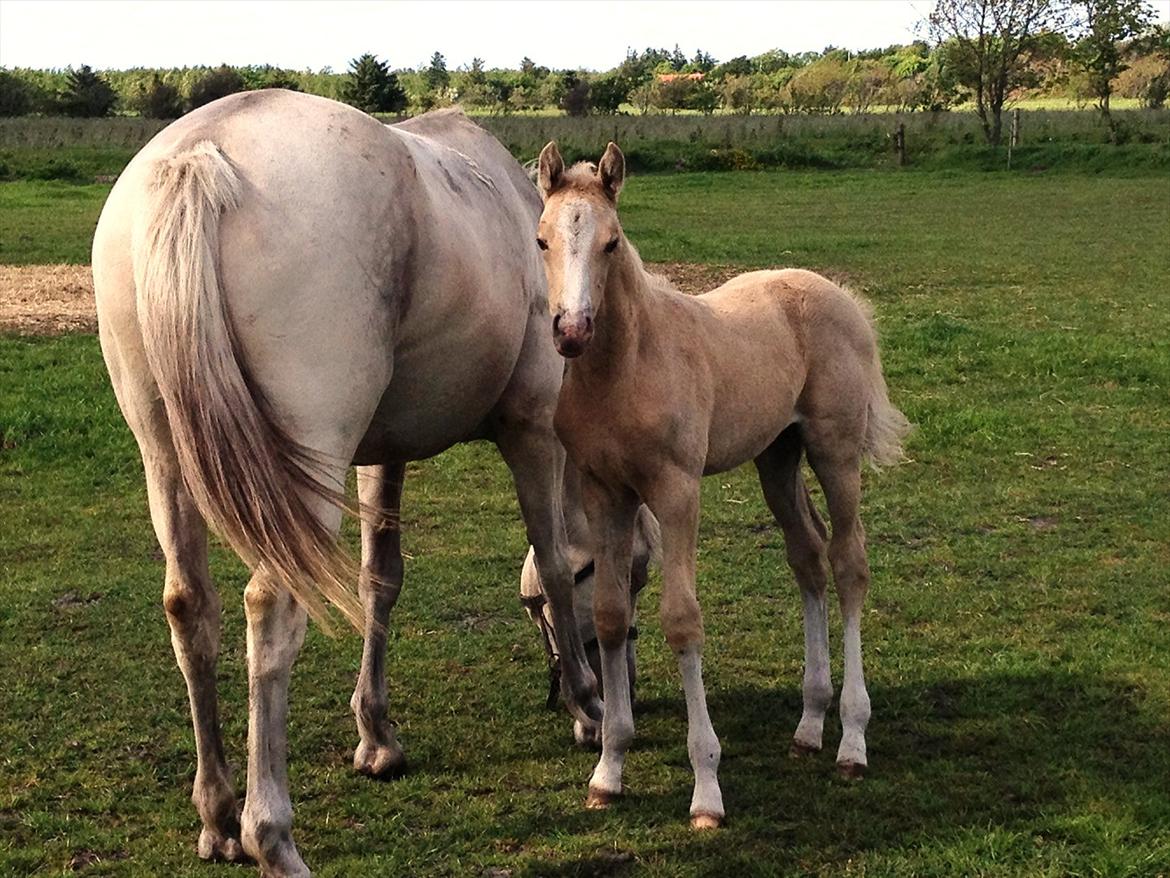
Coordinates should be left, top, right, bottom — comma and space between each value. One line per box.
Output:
535, 141, 909, 828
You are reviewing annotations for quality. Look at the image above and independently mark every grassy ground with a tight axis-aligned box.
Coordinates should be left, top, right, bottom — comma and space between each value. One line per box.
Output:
2, 168, 1170, 876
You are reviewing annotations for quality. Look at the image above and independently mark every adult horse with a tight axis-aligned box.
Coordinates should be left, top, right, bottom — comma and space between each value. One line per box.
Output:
92, 90, 603, 876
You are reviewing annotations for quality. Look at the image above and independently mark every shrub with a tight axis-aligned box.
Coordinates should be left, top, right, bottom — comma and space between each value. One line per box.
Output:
0, 71, 36, 117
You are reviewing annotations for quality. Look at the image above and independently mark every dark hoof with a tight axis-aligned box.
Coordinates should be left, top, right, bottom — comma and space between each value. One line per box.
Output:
789, 740, 821, 758
837, 761, 866, 780
690, 812, 723, 830
586, 786, 621, 810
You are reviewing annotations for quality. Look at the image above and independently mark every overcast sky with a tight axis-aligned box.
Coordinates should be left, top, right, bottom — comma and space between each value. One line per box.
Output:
0, 0, 943, 72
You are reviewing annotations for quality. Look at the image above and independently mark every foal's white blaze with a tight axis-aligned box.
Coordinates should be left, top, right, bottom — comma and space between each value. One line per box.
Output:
557, 200, 597, 323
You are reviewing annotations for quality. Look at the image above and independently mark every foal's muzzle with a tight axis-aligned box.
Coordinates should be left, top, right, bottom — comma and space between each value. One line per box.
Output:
553, 312, 594, 358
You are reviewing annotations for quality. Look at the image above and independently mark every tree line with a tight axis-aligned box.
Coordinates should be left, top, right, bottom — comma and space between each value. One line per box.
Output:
1, 0, 1166, 146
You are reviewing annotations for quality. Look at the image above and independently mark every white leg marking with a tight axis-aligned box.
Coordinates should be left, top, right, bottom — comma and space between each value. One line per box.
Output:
836, 609, 871, 771
793, 589, 833, 752
588, 641, 634, 801
678, 644, 723, 823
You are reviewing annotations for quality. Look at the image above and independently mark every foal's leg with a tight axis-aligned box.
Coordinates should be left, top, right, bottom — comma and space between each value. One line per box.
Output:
578, 477, 640, 808
351, 463, 408, 778
806, 428, 872, 778
755, 427, 833, 756
135, 416, 242, 861
646, 470, 724, 829
239, 476, 346, 878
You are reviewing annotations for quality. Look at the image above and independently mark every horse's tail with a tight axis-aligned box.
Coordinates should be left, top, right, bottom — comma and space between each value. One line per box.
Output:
859, 314, 912, 470
132, 140, 364, 633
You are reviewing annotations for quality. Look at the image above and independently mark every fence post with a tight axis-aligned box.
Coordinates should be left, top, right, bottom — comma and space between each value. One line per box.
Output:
894, 122, 906, 167
1011, 108, 1021, 148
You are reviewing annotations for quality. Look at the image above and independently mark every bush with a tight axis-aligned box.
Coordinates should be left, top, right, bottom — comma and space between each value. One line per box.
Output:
188, 65, 245, 111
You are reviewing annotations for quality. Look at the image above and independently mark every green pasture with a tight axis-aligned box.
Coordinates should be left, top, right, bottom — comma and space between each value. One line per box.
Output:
2, 166, 1169, 876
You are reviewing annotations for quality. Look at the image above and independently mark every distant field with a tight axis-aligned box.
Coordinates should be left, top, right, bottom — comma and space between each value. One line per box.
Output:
2, 167, 1169, 876
3, 107, 1168, 178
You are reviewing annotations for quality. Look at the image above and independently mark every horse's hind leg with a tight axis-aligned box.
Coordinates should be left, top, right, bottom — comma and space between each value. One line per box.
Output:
136, 416, 243, 861
351, 463, 408, 778
804, 419, 872, 778
754, 425, 833, 757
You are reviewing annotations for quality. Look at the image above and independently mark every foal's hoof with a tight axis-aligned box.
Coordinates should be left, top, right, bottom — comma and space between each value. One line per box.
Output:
353, 740, 408, 780
789, 740, 821, 759
197, 828, 248, 863
690, 812, 723, 831
837, 760, 866, 780
585, 786, 621, 810
573, 718, 602, 750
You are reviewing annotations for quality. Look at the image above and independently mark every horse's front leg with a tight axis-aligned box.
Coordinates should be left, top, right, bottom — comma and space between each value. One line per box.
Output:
495, 415, 604, 742
579, 476, 641, 808
646, 467, 724, 829
351, 463, 408, 778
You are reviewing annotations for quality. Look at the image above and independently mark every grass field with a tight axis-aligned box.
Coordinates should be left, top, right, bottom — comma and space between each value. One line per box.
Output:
2, 165, 1170, 876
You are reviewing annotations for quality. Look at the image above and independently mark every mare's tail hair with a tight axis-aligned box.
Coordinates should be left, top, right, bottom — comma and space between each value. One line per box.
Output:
132, 140, 364, 633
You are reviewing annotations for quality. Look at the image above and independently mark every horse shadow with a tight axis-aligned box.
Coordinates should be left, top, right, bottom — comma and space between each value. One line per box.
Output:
502, 668, 1170, 876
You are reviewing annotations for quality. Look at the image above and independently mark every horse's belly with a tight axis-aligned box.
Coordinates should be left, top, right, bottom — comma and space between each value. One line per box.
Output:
351, 326, 519, 463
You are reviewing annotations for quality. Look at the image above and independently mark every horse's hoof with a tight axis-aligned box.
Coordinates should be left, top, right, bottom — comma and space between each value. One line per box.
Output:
690, 812, 723, 830
354, 741, 408, 780
197, 828, 248, 863
586, 786, 621, 809
837, 761, 866, 780
789, 740, 821, 758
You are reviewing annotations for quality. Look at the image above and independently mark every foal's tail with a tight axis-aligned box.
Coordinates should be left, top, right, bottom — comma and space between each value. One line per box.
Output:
132, 141, 364, 633
862, 340, 912, 470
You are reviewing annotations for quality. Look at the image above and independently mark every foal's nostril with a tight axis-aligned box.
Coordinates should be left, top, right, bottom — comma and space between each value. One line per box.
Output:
584, 315, 594, 335
553, 314, 563, 335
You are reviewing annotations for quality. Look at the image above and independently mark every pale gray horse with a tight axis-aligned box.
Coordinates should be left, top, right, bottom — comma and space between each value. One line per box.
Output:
93, 90, 605, 877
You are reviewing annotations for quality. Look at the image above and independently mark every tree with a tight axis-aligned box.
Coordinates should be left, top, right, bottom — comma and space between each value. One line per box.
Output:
560, 73, 591, 116
57, 65, 118, 117
589, 72, 630, 113
342, 54, 406, 114
1071, 0, 1155, 123
426, 51, 450, 92
135, 74, 183, 119
928, 0, 1073, 145
188, 65, 245, 110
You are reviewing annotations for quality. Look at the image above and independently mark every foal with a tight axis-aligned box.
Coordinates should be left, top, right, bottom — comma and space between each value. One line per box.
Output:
535, 141, 909, 828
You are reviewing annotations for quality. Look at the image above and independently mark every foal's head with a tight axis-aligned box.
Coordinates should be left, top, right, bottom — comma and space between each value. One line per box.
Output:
535, 141, 626, 358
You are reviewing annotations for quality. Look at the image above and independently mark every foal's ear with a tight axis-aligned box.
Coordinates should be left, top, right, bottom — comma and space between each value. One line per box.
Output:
598, 141, 625, 200
538, 141, 564, 199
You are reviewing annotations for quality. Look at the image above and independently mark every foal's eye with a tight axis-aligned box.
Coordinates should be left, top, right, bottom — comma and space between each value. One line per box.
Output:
536, 237, 549, 251
604, 237, 620, 254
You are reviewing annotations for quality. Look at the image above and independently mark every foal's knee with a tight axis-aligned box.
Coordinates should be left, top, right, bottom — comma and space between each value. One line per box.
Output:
828, 529, 869, 596
661, 589, 704, 653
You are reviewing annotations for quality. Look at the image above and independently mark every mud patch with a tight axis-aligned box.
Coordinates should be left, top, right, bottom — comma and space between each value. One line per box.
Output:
0, 262, 743, 337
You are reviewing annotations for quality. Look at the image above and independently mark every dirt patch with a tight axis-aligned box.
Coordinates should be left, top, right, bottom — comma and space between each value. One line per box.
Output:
0, 264, 96, 335
0, 262, 743, 337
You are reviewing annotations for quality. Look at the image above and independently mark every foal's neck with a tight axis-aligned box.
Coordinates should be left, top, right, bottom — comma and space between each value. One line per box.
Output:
573, 242, 654, 385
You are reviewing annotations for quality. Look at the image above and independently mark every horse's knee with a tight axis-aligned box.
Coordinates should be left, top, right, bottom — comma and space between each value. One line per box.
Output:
661, 590, 703, 653
163, 573, 218, 624
828, 530, 869, 593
